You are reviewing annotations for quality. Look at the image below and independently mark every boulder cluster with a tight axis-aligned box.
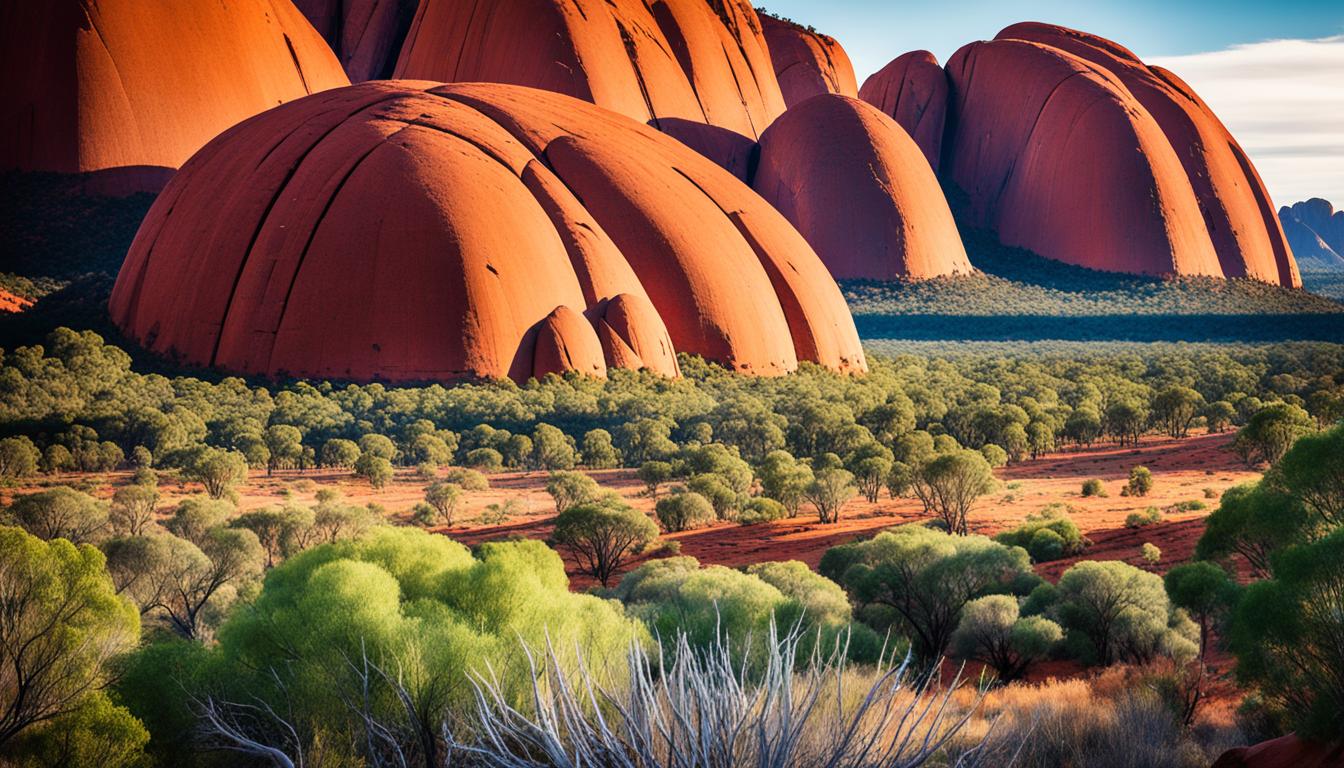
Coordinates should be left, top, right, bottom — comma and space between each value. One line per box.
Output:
1, 1, 1307, 382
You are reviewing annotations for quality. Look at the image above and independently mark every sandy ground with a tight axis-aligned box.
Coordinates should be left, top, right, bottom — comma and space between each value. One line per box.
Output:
17, 430, 1258, 589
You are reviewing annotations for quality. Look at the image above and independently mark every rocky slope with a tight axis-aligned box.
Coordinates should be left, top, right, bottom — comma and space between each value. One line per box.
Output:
1280, 199, 1344, 269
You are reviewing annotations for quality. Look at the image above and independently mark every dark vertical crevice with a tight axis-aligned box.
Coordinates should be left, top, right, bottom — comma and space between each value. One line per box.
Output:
282, 33, 312, 94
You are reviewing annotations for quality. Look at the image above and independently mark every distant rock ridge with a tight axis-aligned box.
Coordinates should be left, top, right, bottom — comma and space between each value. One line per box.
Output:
0, 0, 350, 194
109, 81, 867, 384
1280, 198, 1344, 269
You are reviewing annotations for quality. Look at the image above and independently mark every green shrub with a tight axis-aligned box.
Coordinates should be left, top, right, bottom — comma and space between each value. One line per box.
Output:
654, 491, 716, 533
993, 507, 1086, 562
951, 594, 1062, 682
464, 447, 504, 471
1081, 478, 1106, 497
1141, 542, 1161, 565
1125, 507, 1162, 528
737, 497, 786, 526
443, 467, 489, 491
1051, 560, 1196, 666
1127, 466, 1154, 497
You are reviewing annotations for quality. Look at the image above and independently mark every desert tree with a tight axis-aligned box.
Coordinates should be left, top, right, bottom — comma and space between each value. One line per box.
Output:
320, 438, 361, 469
911, 449, 996, 535
654, 491, 715, 533
804, 467, 856, 524
5, 486, 109, 544
550, 496, 658, 586
263, 425, 304, 475
1233, 403, 1314, 465
1151, 386, 1205, 439
545, 471, 599, 514
424, 480, 464, 525
186, 448, 248, 500
952, 594, 1062, 683
0, 436, 39, 480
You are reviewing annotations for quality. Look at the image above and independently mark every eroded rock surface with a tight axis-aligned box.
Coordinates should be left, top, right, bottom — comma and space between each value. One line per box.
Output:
759, 15, 858, 107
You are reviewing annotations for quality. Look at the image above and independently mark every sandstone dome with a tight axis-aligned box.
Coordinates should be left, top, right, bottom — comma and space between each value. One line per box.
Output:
998, 23, 1299, 287
858, 51, 948, 172
393, 0, 785, 144
753, 95, 970, 280
942, 24, 1300, 285
759, 15, 858, 108
109, 81, 866, 384
293, 0, 419, 82
0, 0, 349, 193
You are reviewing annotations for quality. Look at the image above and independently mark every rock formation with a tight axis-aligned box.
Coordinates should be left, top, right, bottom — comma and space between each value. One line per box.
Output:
0, 0, 349, 194
941, 24, 1300, 286
0, 290, 32, 314
759, 15, 858, 108
1211, 734, 1344, 768
998, 23, 1299, 287
293, 0, 419, 82
858, 51, 948, 172
754, 95, 970, 280
393, 0, 785, 145
1280, 199, 1344, 269
109, 81, 866, 384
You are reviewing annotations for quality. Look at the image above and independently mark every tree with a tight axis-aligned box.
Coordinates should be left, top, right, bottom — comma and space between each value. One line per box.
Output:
1233, 403, 1314, 465
1127, 465, 1154, 497
1151, 386, 1205, 439
1196, 483, 1311, 578
952, 595, 1062, 683
231, 507, 313, 567
443, 467, 489, 491
580, 429, 620, 469
803, 467, 856, 524
1105, 401, 1149, 446
5, 487, 108, 544
820, 525, 1036, 660
551, 497, 658, 587
654, 491, 715, 533
148, 528, 264, 639
1227, 527, 1344, 739
358, 434, 397, 461
532, 424, 576, 470
1164, 562, 1236, 659
408, 434, 454, 468
163, 498, 232, 545
686, 474, 738, 519
186, 448, 248, 500
0, 436, 40, 480
354, 454, 393, 489
110, 482, 159, 536
1064, 407, 1102, 448
312, 503, 381, 543
849, 450, 893, 503
129, 446, 153, 469
911, 449, 996, 535
545, 471, 599, 515
40, 445, 74, 475
0, 527, 139, 748
5, 690, 148, 768
1203, 401, 1236, 434
638, 461, 673, 496
424, 481, 464, 525
1053, 560, 1196, 666
1270, 422, 1344, 527
263, 425, 304, 475
464, 447, 504, 471
320, 438, 361, 469
757, 450, 812, 517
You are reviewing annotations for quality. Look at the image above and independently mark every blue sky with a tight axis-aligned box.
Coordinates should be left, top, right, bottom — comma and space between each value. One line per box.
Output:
758, 1, 1344, 206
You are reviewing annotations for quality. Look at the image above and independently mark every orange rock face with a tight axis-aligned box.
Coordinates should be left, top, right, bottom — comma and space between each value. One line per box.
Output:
858, 51, 948, 172
293, 0, 419, 82
0, 290, 33, 314
109, 81, 866, 384
943, 35, 1225, 279
759, 15, 858, 108
0, 0, 349, 193
393, 0, 785, 142
754, 95, 970, 280
997, 23, 1300, 287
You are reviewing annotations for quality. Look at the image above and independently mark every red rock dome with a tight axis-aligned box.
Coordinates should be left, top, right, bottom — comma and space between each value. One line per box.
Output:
109, 81, 866, 383
754, 95, 970, 280
858, 51, 948, 172
0, 0, 350, 194
293, 0, 419, 82
759, 15, 858, 108
392, 0, 785, 142
943, 36, 1224, 279
997, 23, 1299, 287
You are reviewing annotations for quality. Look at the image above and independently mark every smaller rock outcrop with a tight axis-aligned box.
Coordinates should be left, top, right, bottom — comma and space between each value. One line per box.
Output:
753, 95, 970, 280
858, 51, 948, 172
1280, 199, 1344, 269
1210, 734, 1344, 768
759, 15, 858, 107
0, 290, 33, 314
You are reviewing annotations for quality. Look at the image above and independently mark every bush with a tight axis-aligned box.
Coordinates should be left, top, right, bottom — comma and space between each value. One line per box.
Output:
952, 594, 1062, 682
737, 497, 786, 526
1126, 466, 1153, 497
980, 443, 1008, 468
6, 486, 109, 544
820, 524, 1036, 660
993, 507, 1086, 562
464, 447, 504, 471
1051, 560, 1197, 666
654, 491, 715, 533
551, 496, 659, 586
545, 471, 600, 514
638, 460, 674, 495
354, 454, 393, 489
1125, 507, 1162, 528
911, 449, 996, 534
414, 461, 438, 480
423, 481, 463, 526
0, 435, 41, 480
1081, 478, 1106, 497
443, 467, 489, 491
1141, 542, 1161, 565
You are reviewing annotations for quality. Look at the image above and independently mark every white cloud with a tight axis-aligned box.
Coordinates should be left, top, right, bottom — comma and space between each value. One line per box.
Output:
1150, 36, 1344, 209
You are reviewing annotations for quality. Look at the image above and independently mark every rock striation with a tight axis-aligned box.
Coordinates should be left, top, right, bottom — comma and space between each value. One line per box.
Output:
293, 0, 419, 82
858, 51, 948, 172
941, 24, 1300, 286
754, 95, 970, 280
0, 0, 349, 193
1279, 198, 1344, 269
393, 0, 785, 143
109, 81, 867, 384
759, 15, 858, 108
